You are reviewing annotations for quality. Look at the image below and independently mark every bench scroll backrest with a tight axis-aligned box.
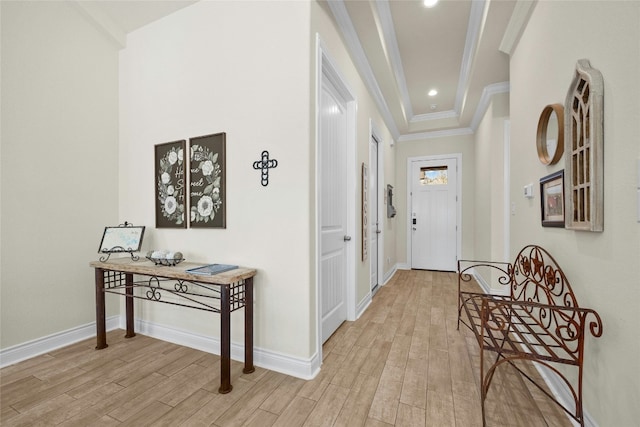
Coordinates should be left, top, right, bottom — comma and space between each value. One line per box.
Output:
510, 245, 604, 359
512, 245, 579, 309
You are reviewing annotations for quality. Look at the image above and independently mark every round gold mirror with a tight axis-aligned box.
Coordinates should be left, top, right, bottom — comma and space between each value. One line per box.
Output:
536, 103, 564, 165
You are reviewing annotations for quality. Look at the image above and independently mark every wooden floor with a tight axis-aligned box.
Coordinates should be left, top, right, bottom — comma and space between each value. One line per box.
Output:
1, 270, 571, 426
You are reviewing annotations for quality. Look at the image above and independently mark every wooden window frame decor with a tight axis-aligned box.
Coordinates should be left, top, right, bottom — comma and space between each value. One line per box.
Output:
362, 163, 368, 262
155, 140, 187, 228
189, 132, 226, 229
564, 59, 604, 232
540, 170, 565, 228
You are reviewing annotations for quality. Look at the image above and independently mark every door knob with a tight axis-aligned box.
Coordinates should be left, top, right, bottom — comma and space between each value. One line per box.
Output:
344, 235, 352, 241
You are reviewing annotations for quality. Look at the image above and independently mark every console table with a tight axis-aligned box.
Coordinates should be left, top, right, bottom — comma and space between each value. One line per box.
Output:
90, 258, 257, 394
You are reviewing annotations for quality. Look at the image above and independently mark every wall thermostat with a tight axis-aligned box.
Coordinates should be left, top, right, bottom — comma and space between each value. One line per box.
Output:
524, 183, 534, 199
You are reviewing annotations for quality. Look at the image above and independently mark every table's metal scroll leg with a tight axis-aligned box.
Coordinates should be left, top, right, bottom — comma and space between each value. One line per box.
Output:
219, 284, 232, 394
125, 273, 136, 339
243, 277, 255, 374
95, 268, 108, 350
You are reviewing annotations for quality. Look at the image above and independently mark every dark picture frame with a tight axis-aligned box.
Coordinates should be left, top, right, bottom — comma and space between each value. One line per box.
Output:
540, 170, 565, 227
155, 140, 187, 228
189, 133, 226, 228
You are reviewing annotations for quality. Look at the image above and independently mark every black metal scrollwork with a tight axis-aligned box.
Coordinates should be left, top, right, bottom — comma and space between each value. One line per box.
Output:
146, 277, 162, 301
174, 280, 188, 293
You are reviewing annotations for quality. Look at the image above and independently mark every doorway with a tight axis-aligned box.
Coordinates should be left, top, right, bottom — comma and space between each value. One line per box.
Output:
408, 154, 461, 271
317, 38, 356, 345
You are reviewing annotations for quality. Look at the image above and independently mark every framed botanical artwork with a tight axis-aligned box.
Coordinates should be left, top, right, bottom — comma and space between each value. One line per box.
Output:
189, 133, 226, 228
540, 170, 565, 228
155, 140, 186, 228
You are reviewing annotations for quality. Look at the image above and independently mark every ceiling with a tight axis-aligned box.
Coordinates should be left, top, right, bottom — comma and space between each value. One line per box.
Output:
83, 0, 518, 141
323, 0, 517, 141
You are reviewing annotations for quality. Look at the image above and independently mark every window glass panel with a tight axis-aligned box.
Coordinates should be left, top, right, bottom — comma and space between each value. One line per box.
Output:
420, 166, 448, 185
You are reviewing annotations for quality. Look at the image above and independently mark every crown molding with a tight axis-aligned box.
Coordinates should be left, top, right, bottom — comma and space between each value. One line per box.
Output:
327, 0, 511, 143
374, 0, 413, 120
398, 127, 473, 143
499, 0, 537, 55
469, 81, 510, 131
453, 0, 489, 115
410, 109, 458, 122
327, 0, 400, 139
398, 81, 509, 142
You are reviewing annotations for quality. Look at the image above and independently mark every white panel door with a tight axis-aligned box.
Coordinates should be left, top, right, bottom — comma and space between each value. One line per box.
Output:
320, 74, 348, 343
411, 158, 458, 271
370, 137, 379, 294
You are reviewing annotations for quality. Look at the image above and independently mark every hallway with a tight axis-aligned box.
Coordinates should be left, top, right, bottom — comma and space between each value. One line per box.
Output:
0, 270, 571, 426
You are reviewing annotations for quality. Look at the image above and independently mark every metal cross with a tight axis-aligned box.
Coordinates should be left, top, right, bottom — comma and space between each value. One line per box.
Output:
252, 151, 278, 187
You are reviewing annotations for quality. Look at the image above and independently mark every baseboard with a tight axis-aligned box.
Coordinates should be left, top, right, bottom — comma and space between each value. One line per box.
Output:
128, 318, 321, 380
469, 268, 491, 293
383, 264, 398, 284
468, 268, 510, 296
0, 315, 120, 368
355, 292, 372, 320
531, 363, 598, 427
0, 316, 321, 380
396, 263, 411, 270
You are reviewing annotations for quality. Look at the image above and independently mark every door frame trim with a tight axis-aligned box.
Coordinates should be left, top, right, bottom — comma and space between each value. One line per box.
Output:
315, 34, 357, 357
406, 153, 462, 270
369, 120, 384, 295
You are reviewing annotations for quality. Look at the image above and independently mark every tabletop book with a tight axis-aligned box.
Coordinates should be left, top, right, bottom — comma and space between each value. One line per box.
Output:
186, 264, 238, 275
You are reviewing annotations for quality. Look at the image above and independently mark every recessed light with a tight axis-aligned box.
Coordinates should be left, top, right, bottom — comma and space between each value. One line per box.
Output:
423, 0, 438, 8
428, 89, 438, 97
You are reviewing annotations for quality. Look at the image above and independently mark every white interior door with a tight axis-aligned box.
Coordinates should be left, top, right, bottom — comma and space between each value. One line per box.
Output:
370, 136, 379, 294
320, 73, 348, 343
410, 158, 458, 271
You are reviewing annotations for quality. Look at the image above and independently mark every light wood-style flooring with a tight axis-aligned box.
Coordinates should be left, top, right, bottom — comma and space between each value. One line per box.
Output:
1, 270, 571, 426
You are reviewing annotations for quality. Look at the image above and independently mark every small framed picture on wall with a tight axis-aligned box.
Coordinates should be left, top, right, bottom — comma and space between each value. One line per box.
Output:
540, 170, 565, 228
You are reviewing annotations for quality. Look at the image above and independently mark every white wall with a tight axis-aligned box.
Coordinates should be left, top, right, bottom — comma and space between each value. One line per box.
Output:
0, 1, 120, 348
119, 1, 314, 359
510, 1, 640, 425
473, 93, 509, 264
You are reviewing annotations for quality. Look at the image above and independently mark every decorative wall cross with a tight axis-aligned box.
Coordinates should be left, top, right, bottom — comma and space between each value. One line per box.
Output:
252, 151, 278, 187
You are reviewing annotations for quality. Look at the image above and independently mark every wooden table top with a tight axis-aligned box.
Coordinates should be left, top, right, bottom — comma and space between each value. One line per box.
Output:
90, 258, 256, 285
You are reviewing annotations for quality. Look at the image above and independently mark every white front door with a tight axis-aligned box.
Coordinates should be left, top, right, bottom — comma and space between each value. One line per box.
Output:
320, 72, 348, 343
370, 136, 379, 294
410, 157, 458, 271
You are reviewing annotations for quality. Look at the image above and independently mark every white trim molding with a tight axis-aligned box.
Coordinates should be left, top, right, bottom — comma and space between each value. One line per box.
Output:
499, 0, 538, 56
0, 316, 322, 380
133, 318, 321, 380
0, 316, 120, 368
